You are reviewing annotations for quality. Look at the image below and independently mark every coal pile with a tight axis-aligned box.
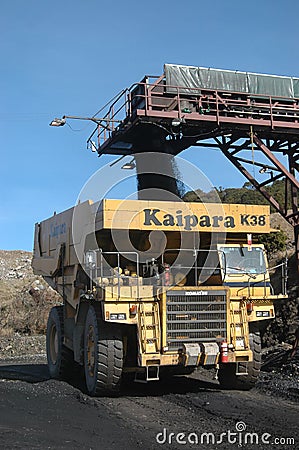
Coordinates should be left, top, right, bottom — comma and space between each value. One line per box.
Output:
257, 343, 299, 402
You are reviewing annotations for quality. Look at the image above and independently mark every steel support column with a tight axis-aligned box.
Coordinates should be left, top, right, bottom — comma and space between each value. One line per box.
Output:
207, 133, 299, 278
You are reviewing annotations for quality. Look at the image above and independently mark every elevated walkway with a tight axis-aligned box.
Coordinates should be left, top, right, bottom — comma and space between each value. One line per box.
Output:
87, 66, 299, 157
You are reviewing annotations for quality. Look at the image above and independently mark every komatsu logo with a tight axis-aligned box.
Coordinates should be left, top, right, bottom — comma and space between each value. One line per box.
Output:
143, 208, 236, 230
185, 291, 208, 295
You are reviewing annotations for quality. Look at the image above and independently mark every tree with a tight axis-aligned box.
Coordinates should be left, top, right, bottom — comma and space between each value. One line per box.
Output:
258, 230, 287, 255
183, 179, 289, 211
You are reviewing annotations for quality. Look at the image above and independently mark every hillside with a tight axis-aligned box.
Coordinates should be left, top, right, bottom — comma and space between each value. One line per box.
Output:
0, 250, 60, 356
183, 180, 294, 213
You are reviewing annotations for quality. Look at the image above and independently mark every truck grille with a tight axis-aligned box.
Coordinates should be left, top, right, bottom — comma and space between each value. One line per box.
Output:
166, 290, 227, 351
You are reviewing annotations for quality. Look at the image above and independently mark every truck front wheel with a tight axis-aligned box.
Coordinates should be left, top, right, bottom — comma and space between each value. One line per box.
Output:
46, 306, 73, 380
218, 329, 261, 390
84, 305, 123, 396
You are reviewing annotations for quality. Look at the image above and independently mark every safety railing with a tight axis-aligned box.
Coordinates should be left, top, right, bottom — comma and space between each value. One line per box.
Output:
232, 259, 288, 298
219, 249, 288, 298
87, 76, 299, 152
84, 249, 140, 299
160, 248, 221, 287
268, 259, 288, 296
84, 248, 288, 298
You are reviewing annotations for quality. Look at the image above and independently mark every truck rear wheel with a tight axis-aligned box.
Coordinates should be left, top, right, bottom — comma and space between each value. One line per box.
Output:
84, 305, 123, 396
218, 329, 261, 390
46, 306, 73, 380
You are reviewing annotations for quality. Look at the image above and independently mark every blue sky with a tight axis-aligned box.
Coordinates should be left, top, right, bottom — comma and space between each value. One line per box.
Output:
1, 0, 298, 250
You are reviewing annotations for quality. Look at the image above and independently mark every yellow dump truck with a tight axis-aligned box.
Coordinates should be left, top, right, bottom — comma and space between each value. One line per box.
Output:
32, 198, 287, 395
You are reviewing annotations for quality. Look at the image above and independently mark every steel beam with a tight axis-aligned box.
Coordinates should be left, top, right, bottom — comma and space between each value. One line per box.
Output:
205, 134, 299, 277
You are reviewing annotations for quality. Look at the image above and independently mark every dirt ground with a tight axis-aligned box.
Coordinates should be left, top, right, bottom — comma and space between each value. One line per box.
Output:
0, 337, 298, 450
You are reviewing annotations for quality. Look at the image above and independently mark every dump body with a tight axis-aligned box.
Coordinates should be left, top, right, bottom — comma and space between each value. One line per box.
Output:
33, 199, 287, 392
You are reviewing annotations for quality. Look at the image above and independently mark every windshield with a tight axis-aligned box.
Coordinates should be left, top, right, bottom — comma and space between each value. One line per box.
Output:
220, 246, 266, 275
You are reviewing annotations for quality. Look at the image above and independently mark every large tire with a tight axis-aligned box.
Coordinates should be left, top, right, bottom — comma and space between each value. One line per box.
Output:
46, 306, 74, 380
84, 305, 123, 396
218, 329, 261, 390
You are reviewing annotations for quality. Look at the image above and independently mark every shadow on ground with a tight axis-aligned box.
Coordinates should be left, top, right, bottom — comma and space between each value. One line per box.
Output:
0, 363, 49, 383
0, 361, 221, 397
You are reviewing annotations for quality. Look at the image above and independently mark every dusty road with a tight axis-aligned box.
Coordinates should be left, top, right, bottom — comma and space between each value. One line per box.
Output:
0, 358, 298, 450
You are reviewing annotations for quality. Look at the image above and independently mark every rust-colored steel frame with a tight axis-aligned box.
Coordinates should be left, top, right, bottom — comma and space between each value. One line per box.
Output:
87, 75, 299, 277
88, 77, 299, 156
198, 135, 299, 222
193, 133, 299, 275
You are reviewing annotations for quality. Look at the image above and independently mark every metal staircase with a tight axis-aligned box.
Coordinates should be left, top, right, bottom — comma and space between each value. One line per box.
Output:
138, 302, 161, 354
230, 302, 250, 375
230, 302, 250, 351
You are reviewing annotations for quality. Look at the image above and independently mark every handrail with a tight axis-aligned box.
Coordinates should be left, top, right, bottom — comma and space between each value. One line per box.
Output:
268, 259, 288, 295
85, 249, 140, 299
161, 248, 221, 287
87, 78, 299, 151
